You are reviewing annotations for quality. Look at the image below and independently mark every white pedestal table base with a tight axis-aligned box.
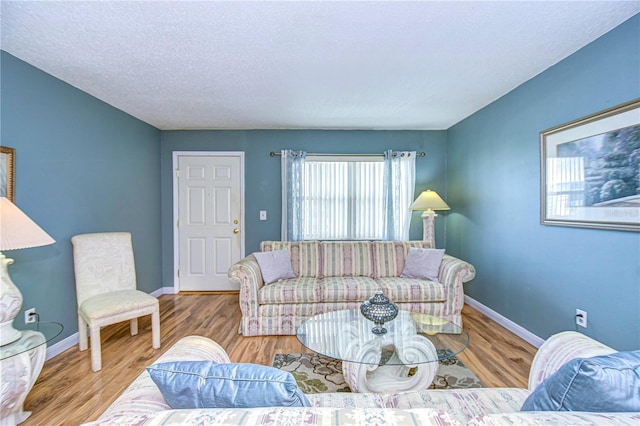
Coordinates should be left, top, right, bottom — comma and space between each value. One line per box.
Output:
0, 331, 46, 426
341, 334, 439, 393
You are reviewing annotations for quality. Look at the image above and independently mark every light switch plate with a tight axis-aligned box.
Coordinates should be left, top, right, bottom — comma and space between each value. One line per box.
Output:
260, 210, 267, 221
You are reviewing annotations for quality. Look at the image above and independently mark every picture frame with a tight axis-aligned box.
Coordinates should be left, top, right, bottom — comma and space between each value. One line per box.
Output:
540, 99, 640, 232
0, 146, 15, 202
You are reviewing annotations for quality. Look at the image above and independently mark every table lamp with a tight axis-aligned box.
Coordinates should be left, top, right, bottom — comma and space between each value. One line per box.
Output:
0, 197, 55, 346
410, 190, 450, 246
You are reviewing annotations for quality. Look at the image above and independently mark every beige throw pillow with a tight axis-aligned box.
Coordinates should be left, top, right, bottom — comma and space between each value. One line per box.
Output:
400, 248, 444, 281
254, 249, 296, 284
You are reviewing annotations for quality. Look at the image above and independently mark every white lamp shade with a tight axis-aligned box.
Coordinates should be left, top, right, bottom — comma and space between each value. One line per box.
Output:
410, 190, 450, 211
0, 197, 55, 250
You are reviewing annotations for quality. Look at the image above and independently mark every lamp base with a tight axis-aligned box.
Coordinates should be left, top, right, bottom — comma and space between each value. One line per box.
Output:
0, 252, 23, 346
0, 321, 21, 346
421, 210, 437, 246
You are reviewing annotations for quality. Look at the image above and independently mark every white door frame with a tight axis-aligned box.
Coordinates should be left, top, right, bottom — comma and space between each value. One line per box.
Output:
172, 151, 245, 292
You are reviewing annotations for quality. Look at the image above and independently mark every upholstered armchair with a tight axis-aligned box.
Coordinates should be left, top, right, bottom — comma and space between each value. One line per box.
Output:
71, 232, 160, 372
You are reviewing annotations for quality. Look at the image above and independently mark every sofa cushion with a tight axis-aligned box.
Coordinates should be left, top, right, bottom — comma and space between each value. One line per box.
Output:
470, 412, 640, 426
258, 277, 322, 304
375, 277, 445, 303
319, 276, 380, 302
261, 241, 320, 278
521, 350, 640, 412
93, 407, 460, 426
254, 249, 296, 284
319, 241, 374, 278
147, 361, 310, 409
400, 248, 445, 281
258, 302, 369, 319
258, 276, 381, 304
380, 387, 529, 426
372, 241, 435, 278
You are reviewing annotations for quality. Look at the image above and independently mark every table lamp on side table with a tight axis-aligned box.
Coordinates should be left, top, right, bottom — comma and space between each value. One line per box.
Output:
410, 190, 450, 246
0, 197, 55, 346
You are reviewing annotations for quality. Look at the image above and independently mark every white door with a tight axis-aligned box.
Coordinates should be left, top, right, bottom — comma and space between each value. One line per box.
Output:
175, 153, 244, 291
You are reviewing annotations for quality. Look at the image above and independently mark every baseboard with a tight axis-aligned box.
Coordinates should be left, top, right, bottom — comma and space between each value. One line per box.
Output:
151, 286, 177, 296
46, 332, 79, 360
45, 287, 175, 361
465, 295, 544, 348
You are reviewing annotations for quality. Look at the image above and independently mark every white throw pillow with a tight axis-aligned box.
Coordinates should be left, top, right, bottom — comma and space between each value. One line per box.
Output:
400, 248, 445, 281
254, 249, 296, 284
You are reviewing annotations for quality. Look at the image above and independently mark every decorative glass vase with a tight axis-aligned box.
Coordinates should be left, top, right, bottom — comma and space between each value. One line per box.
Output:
360, 291, 398, 334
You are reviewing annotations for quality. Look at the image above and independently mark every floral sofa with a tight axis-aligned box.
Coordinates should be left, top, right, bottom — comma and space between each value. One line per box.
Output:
228, 240, 476, 336
83, 332, 640, 425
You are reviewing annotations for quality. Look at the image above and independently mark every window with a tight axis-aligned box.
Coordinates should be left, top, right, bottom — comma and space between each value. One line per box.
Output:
546, 157, 586, 217
282, 151, 416, 241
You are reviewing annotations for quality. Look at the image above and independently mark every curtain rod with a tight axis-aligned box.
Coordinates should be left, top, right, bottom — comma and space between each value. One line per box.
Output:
269, 151, 425, 157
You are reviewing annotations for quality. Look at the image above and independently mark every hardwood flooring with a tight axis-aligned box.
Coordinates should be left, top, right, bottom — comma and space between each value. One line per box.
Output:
21, 293, 536, 425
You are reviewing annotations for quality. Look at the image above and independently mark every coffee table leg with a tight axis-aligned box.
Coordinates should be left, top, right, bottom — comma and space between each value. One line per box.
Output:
342, 335, 439, 393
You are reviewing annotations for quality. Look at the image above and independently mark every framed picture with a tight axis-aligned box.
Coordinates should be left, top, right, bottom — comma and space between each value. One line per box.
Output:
0, 146, 15, 202
540, 99, 640, 232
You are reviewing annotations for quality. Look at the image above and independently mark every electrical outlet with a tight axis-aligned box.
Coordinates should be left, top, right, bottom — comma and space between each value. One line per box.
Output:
575, 308, 587, 328
25, 308, 37, 324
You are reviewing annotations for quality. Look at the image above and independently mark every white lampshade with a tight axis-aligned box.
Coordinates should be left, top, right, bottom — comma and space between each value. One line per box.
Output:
0, 197, 55, 251
0, 197, 55, 345
410, 190, 450, 211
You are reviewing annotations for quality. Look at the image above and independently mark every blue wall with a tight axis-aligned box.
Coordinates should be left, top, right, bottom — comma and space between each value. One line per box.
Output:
2, 14, 638, 352
446, 15, 640, 350
0, 52, 162, 344
160, 130, 448, 287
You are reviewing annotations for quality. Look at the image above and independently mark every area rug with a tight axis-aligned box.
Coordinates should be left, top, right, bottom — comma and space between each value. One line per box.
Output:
272, 349, 483, 393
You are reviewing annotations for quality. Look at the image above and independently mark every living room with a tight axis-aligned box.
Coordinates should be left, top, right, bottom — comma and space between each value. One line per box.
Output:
1, 1, 639, 424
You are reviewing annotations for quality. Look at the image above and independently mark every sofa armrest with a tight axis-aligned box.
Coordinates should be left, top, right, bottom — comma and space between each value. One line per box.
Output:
439, 254, 476, 285
155, 335, 231, 364
528, 331, 616, 391
228, 254, 264, 318
437, 254, 476, 322
94, 336, 231, 422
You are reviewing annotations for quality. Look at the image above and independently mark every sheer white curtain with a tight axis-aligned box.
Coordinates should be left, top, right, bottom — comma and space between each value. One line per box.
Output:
382, 151, 416, 240
281, 150, 306, 241
282, 151, 416, 241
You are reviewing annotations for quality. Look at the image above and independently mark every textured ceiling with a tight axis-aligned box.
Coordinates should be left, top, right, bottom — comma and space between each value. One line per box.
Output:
1, 1, 639, 130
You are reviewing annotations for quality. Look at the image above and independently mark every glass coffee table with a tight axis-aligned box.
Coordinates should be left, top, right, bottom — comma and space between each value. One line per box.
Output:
296, 309, 469, 392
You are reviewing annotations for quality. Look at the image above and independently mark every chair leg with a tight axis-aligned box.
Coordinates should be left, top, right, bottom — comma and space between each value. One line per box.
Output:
130, 318, 139, 336
90, 325, 102, 372
151, 310, 160, 349
78, 316, 88, 351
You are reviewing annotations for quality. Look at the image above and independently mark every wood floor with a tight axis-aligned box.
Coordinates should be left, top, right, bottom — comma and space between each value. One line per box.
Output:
22, 293, 536, 425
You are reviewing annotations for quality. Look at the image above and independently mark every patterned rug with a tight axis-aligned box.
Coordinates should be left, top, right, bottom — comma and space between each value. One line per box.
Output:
273, 349, 483, 393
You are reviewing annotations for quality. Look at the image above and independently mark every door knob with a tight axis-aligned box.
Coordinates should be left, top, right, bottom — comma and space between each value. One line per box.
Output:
233, 228, 239, 234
